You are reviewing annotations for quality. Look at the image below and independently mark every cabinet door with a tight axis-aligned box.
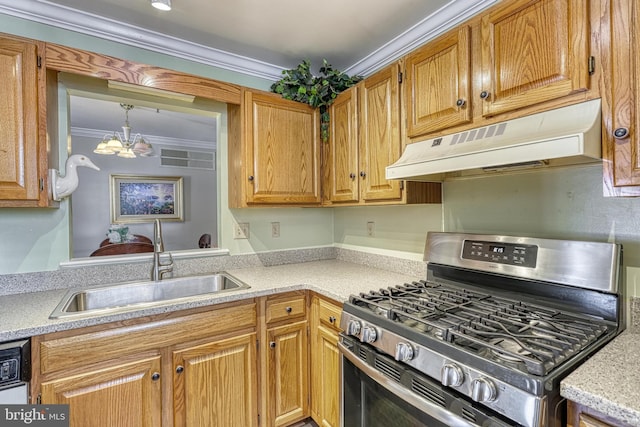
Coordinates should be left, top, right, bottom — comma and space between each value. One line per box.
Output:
325, 87, 359, 203
312, 325, 340, 427
173, 333, 258, 427
358, 63, 403, 202
405, 25, 472, 137
244, 90, 320, 205
479, 0, 589, 116
0, 37, 44, 205
40, 356, 162, 427
603, 0, 640, 193
266, 320, 309, 427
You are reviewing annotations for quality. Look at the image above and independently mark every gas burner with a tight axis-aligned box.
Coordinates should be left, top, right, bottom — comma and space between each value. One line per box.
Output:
489, 337, 532, 362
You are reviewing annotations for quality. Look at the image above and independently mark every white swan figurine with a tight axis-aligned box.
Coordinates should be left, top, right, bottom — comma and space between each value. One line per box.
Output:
50, 154, 100, 201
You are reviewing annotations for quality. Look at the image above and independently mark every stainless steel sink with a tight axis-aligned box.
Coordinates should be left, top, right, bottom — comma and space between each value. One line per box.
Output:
49, 273, 250, 319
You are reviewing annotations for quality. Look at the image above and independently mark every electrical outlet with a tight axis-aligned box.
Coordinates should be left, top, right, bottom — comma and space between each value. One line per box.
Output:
367, 221, 375, 237
234, 222, 249, 239
271, 222, 280, 238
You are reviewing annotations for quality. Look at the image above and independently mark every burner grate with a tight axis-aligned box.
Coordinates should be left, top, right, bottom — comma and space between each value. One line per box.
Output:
350, 280, 610, 375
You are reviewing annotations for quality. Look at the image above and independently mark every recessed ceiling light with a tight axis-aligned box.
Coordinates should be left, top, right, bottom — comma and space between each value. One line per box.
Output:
151, 0, 171, 11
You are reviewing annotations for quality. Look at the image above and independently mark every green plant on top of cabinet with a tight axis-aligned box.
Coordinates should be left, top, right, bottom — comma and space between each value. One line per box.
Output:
0, 34, 51, 207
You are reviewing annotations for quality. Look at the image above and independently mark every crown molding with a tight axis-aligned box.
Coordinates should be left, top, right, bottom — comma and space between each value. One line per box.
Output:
345, 0, 497, 76
71, 127, 216, 151
0, 0, 285, 80
0, 0, 496, 81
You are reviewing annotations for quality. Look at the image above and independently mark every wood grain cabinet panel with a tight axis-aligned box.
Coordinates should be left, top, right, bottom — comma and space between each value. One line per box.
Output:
479, 0, 590, 116
567, 400, 634, 427
602, 0, 640, 194
229, 89, 321, 207
172, 333, 258, 427
310, 296, 342, 427
404, 25, 472, 137
266, 321, 309, 427
0, 35, 49, 207
41, 356, 162, 427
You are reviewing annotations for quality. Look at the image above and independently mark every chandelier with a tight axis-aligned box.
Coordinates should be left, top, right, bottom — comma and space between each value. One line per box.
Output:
94, 104, 154, 158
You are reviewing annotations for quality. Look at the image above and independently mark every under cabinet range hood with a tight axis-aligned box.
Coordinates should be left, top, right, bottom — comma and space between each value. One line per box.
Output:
386, 99, 602, 182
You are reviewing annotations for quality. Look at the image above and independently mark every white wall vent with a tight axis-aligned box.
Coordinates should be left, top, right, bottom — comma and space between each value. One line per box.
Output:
160, 148, 215, 170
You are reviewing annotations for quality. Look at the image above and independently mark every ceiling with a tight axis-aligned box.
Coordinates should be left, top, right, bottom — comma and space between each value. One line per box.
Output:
0, 0, 496, 80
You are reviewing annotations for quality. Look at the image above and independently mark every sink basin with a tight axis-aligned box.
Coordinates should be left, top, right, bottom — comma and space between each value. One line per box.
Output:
50, 272, 250, 319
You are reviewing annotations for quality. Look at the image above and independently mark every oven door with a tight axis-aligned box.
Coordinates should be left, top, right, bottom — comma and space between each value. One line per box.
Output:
339, 336, 512, 427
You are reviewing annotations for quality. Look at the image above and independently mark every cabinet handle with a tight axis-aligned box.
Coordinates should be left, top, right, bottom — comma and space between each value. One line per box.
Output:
151, 372, 161, 381
176, 365, 184, 374
248, 175, 254, 181
456, 98, 466, 107
614, 127, 629, 139
329, 316, 336, 323
349, 173, 356, 180
359, 171, 366, 178
270, 341, 276, 349
285, 306, 292, 313
480, 91, 490, 100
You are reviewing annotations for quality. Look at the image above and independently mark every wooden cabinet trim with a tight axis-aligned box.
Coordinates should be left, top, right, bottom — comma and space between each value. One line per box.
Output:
40, 302, 257, 375
45, 43, 242, 105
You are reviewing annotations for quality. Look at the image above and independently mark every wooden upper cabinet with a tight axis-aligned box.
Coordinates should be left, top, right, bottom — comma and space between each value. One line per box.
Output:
0, 35, 49, 207
358, 62, 403, 202
405, 25, 472, 137
602, 0, 640, 194
229, 89, 321, 207
479, 0, 590, 116
325, 87, 359, 203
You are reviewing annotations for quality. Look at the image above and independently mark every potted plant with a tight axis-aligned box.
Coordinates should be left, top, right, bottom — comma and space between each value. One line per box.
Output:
271, 59, 362, 142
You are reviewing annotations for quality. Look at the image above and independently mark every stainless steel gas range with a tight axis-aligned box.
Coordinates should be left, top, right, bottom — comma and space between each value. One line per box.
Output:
338, 232, 624, 427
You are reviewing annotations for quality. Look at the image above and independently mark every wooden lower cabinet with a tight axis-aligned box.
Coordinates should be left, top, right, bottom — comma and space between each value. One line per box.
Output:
260, 292, 309, 427
35, 301, 258, 427
567, 400, 633, 427
172, 333, 258, 427
310, 295, 342, 427
266, 321, 309, 426
41, 356, 162, 427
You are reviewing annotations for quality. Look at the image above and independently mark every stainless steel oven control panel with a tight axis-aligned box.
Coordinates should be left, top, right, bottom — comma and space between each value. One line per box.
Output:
462, 240, 538, 267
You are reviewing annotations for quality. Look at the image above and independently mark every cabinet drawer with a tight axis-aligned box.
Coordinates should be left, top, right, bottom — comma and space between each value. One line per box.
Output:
318, 299, 342, 331
265, 295, 306, 324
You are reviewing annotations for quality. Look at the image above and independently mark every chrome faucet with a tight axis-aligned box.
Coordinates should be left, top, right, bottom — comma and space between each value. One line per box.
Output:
151, 219, 173, 281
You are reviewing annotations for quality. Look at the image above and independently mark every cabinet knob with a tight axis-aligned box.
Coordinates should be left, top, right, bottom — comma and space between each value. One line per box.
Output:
176, 365, 184, 374
359, 171, 366, 178
329, 316, 336, 323
349, 173, 356, 180
248, 175, 254, 181
270, 341, 276, 349
151, 372, 161, 381
614, 127, 629, 139
480, 91, 490, 100
285, 306, 292, 313
456, 98, 466, 107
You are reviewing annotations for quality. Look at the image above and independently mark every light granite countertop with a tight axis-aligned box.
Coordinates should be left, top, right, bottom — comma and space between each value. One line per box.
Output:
560, 332, 640, 426
0, 259, 421, 342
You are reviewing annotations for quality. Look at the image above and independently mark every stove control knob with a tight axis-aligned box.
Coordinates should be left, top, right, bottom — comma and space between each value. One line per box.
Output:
394, 342, 414, 362
347, 320, 362, 337
441, 363, 464, 387
361, 326, 378, 343
471, 377, 497, 402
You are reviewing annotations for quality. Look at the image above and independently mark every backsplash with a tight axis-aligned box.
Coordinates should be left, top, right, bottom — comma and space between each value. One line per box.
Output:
0, 247, 425, 297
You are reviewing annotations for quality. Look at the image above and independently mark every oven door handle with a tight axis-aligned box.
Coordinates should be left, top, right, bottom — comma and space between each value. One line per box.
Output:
338, 341, 481, 427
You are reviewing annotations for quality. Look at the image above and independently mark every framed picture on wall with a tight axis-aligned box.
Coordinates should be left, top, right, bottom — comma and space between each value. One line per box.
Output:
110, 174, 184, 223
